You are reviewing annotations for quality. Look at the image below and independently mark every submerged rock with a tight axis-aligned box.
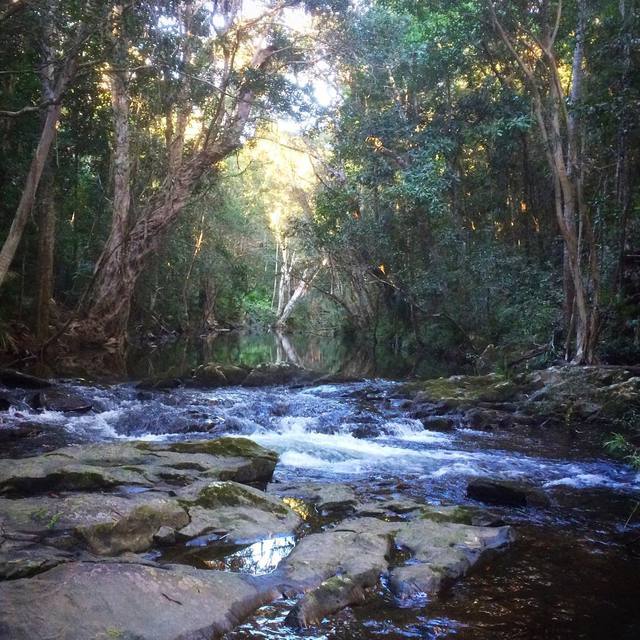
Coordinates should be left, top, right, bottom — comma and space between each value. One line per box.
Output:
466, 478, 549, 507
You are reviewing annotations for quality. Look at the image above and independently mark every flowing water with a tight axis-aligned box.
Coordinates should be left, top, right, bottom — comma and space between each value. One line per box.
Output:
1, 334, 640, 639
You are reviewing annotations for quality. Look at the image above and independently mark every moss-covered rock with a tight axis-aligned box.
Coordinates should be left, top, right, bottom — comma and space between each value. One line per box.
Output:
178, 481, 300, 543
0, 492, 189, 555
0, 438, 279, 497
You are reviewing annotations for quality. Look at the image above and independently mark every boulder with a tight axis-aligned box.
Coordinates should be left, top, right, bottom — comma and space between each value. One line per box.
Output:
466, 478, 549, 507
0, 492, 189, 555
32, 389, 93, 413
243, 363, 315, 387
388, 519, 513, 600
0, 437, 278, 497
280, 518, 393, 627
268, 482, 357, 516
178, 481, 301, 544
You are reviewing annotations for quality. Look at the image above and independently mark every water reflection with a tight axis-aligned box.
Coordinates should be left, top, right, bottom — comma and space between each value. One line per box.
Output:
125, 330, 469, 381
162, 535, 296, 576
212, 535, 296, 575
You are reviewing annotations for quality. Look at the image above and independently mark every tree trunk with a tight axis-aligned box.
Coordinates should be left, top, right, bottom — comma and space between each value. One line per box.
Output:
274, 265, 320, 329
76, 45, 276, 347
488, 0, 599, 363
0, 102, 61, 287
36, 160, 56, 341
0, 3, 84, 288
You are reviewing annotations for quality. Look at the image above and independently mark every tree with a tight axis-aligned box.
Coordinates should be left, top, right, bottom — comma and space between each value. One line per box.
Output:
0, 1, 99, 288
487, 0, 600, 363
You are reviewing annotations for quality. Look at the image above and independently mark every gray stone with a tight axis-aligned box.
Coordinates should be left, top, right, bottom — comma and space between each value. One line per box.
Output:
0, 561, 275, 640
179, 481, 301, 544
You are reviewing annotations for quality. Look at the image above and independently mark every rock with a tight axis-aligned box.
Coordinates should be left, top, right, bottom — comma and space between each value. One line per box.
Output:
466, 478, 549, 507
0, 492, 189, 555
268, 482, 357, 515
0, 422, 45, 442
136, 376, 184, 390
178, 481, 301, 544
0, 537, 73, 580
421, 416, 457, 431
280, 518, 392, 627
0, 394, 11, 411
0, 437, 278, 497
281, 513, 514, 626
0, 561, 274, 640
219, 364, 250, 386
192, 363, 230, 387
0, 369, 51, 389
32, 389, 93, 413
153, 525, 176, 545
388, 519, 513, 600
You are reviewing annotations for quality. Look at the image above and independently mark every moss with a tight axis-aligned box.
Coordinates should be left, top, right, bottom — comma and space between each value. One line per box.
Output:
403, 373, 526, 406
419, 506, 476, 525
191, 481, 289, 516
154, 437, 277, 462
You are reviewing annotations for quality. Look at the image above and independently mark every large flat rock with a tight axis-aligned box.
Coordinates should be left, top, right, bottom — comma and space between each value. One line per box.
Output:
0, 437, 278, 496
0, 561, 275, 640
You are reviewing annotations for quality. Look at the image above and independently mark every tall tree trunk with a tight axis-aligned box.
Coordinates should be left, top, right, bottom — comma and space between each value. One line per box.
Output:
0, 2, 87, 288
488, 0, 599, 363
36, 160, 56, 341
0, 101, 61, 287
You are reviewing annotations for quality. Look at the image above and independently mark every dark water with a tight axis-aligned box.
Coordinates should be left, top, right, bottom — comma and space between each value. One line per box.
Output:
1, 335, 640, 639
123, 331, 469, 381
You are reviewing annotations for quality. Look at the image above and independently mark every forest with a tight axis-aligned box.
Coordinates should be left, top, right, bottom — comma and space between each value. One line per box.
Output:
0, 0, 637, 368
1, 2, 640, 640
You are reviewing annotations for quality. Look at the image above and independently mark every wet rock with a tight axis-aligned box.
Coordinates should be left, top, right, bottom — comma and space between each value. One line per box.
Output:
135, 376, 184, 390
219, 364, 251, 386
0, 561, 274, 640
281, 513, 514, 627
388, 519, 513, 600
0, 369, 51, 389
281, 518, 392, 628
192, 363, 230, 387
179, 481, 301, 543
0, 422, 45, 442
268, 482, 357, 515
0, 437, 278, 496
153, 525, 176, 545
421, 416, 457, 431
0, 492, 189, 555
466, 478, 549, 507
190, 363, 250, 388
32, 389, 93, 413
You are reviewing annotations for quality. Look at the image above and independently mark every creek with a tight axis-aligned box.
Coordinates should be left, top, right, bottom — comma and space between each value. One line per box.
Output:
1, 333, 639, 639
